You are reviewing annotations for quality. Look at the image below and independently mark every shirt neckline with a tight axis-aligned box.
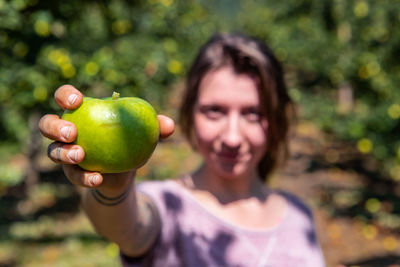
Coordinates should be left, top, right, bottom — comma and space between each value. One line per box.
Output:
165, 179, 291, 235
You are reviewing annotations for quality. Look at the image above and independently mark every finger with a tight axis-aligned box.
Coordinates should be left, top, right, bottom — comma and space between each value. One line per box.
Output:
39, 114, 77, 143
63, 165, 103, 188
54, 84, 84, 110
157, 115, 174, 139
47, 142, 85, 164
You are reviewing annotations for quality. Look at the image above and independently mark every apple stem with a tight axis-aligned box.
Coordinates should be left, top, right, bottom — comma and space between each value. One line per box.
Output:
112, 91, 120, 100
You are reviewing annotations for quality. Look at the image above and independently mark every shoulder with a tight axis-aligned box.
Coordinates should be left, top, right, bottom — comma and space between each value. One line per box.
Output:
137, 179, 178, 196
275, 190, 315, 224
137, 179, 187, 214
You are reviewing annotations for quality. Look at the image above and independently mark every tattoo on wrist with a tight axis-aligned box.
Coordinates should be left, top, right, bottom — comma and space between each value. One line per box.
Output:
90, 186, 131, 206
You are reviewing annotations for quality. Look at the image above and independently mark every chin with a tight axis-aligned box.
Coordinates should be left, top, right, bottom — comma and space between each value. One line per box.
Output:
202, 152, 258, 180
213, 161, 253, 180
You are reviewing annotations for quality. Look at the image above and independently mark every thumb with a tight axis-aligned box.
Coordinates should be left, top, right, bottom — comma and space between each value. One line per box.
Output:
157, 115, 174, 139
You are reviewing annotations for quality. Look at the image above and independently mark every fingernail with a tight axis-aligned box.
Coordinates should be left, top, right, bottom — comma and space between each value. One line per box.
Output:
67, 149, 79, 162
89, 175, 100, 186
68, 94, 78, 106
60, 126, 71, 139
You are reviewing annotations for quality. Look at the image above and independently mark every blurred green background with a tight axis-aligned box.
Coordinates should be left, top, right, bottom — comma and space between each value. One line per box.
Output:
1, 0, 400, 266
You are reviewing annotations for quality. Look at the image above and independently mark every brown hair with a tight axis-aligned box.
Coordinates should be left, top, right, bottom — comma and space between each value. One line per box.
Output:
179, 33, 295, 181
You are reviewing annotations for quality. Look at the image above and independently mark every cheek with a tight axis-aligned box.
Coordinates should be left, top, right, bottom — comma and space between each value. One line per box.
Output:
193, 114, 220, 145
250, 131, 267, 147
247, 120, 268, 150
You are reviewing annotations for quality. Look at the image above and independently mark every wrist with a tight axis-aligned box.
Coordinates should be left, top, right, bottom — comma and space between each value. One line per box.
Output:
89, 170, 136, 206
96, 170, 136, 196
90, 186, 132, 206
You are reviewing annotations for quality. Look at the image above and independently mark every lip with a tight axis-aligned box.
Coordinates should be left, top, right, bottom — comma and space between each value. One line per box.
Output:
216, 152, 241, 161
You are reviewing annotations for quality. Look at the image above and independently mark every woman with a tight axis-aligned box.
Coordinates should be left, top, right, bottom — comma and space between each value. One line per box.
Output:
39, 33, 325, 266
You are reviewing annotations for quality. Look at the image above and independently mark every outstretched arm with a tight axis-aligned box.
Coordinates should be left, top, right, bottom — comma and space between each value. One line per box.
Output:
38, 84, 174, 256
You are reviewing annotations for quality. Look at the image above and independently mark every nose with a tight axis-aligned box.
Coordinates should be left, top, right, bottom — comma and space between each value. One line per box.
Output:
221, 112, 243, 148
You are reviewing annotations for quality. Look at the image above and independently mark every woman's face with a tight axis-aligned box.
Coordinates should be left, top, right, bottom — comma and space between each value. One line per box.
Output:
193, 66, 268, 180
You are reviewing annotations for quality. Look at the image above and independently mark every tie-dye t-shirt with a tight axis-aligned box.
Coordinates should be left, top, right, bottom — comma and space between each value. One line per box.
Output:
120, 180, 325, 267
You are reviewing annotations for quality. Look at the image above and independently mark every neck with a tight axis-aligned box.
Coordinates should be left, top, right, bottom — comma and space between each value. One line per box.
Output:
190, 164, 267, 204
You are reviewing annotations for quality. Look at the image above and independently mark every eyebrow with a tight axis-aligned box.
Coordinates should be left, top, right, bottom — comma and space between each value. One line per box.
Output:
196, 103, 263, 111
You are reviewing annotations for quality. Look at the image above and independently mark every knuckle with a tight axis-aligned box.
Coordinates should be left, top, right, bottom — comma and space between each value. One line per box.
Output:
58, 84, 73, 91
56, 84, 75, 96
39, 115, 62, 140
62, 165, 98, 188
55, 85, 71, 109
48, 143, 83, 164
47, 142, 62, 163
39, 114, 53, 129
55, 85, 82, 110
38, 117, 47, 134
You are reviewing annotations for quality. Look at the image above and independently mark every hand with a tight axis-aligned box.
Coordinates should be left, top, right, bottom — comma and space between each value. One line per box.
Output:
39, 85, 175, 191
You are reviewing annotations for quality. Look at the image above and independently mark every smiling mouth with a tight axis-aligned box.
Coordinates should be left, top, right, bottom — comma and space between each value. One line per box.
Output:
216, 152, 241, 161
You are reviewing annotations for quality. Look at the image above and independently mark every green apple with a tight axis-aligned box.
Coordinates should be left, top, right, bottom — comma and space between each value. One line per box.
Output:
62, 92, 160, 173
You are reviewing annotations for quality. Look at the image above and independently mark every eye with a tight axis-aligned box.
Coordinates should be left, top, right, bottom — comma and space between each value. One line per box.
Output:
198, 105, 225, 120
242, 108, 263, 122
